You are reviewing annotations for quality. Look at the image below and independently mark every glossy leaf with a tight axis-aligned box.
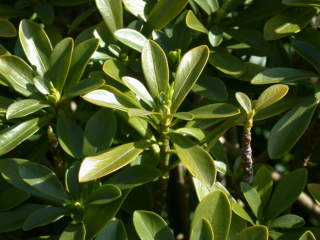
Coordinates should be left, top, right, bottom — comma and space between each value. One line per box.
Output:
67, 38, 99, 87
237, 226, 268, 240
194, 0, 219, 14
192, 190, 231, 240
146, 0, 189, 32
0, 117, 48, 156
190, 219, 214, 240
122, 76, 154, 107
133, 210, 175, 240
83, 109, 116, 156
122, 0, 148, 21
95, 0, 123, 33
96, 219, 128, 240
19, 20, 52, 75
59, 222, 86, 240
190, 103, 240, 119
114, 29, 147, 52
174, 127, 206, 142
0, 18, 16, 37
48, 38, 74, 93
264, 8, 315, 40
0, 55, 35, 96
299, 231, 317, 240
186, 10, 208, 34
235, 92, 252, 114
6, 99, 50, 120
240, 182, 262, 218
251, 67, 318, 84
79, 142, 147, 182
268, 97, 317, 158
266, 168, 307, 219
0, 204, 43, 233
172, 45, 210, 112
86, 184, 121, 205
308, 184, 320, 205
142, 40, 169, 97
63, 78, 105, 99
270, 214, 305, 229
255, 84, 289, 112
171, 134, 216, 187
23, 206, 67, 230
106, 165, 161, 189
57, 115, 84, 158
208, 26, 223, 48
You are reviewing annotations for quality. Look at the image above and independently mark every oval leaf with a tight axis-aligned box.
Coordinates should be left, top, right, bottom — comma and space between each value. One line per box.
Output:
190, 103, 240, 119
186, 10, 208, 34
95, 0, 123, 33
270, 214, 305, 229
172, 45, 210, 112
114, 28, 147, 52
6, 99, 50, 120
86, 184, 121, 205
190, 219, 214, 240
79, 142, 147, 182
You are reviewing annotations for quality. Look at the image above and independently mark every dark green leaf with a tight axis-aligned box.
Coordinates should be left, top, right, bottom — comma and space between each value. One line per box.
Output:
190, 103, 240, 119
194, 0, 219, 15
95, 0, 123, 33
268, 97, 317, 158
299, 231, 317, 240
237, 226, 268, 240
208, 26, 223, 48
59, 222, 86, 240
283, 0, 320, 6
65, 162, 82, 200
171, 134, 216, 187
63, 78, 105, 99
308, 183, 320, 205
96, 219, 128, 240
23, 206, 68, 230
270, 214, 305, 229
133, 210, 175, 240
266, 168, 307, 219
0, 185, 29, 211
240, 182, 262, 218
0, 18, 16, 37
86, 184, 121, 205
172, 45, 210, 112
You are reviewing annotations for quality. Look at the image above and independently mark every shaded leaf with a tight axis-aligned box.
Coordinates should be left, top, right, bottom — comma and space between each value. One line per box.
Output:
96, 219, 128, 240
240, 182, 261, 218
59, 222, 86, 240
237, 226, 268, 240
270, 214, 305, 229
95, 0, 123, 33
308, 183, 320, 205
174, 127, 206, 142
190, 103, 240, 119
299, 231, 317, 240
186, 10, 208, 34
0, 18, 16, 37
86, 184, 121, 205
190, 219, 214, 240
194, 0, 219, 14
63, 78, 105, 99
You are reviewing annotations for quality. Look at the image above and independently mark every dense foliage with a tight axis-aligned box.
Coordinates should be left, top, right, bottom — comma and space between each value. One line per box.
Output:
0, 0, 320, 239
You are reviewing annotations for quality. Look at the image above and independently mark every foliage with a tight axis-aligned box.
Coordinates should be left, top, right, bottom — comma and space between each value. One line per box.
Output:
0, 0, 319, 239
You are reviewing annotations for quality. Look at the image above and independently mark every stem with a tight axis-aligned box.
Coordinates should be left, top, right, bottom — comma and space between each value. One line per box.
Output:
242, 117, 253, 183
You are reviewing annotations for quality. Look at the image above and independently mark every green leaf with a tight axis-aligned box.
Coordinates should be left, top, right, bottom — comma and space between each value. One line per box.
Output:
240, 182, 262, 218
173, 112, 195, 120
96, 219, 128, 240
66, 38, 99, 87
0, 204, 43, 233
292, 39, 320, 73
103, 59, 129, 82
23, 206, 68, 230
251, 67, 318, 84
106, 165, 161, 189
235, 92, 252, 114
0, 55, 35, 96
208, 48, 246, 78
264, 8, 315, 40
95, 0, 123, 33
18, 160, 70, 203
19, 19, 52, 75
63, 78, 105, 99
0, 117, 48, 156
48, 38, 74, 93
192, 190, 231, 240
283, 0, 320, 6
35, 2, 55, 24
0, 186, 29, 211
208, 26, 223, 48
171, 133, 216, 187
186, 10, 208, 34
268, 97, 317, 159
6, 99, 50, 120
57, 115, 84, 158
299, 231, 317, 240
265, 168, 307, 219
255, 84, 289, 112
122, 76, 154, 108
79, 142, 147, 182
190, 103, 240, 119
172, 45, 210, 112
65, 162, 82, 200
194, 0, 219, 15
82, 88, 137, 112
122, 0, 148, 21
133, 210, 175, 240
59, 222, 86, 240
174, 127, 206, 142
86, 184, 121, 205
190, 219, 214, 240
142, 40, 169, 98
0, 18, 16, 37
270, 214, 305, 229
51, 0, 89, 6
237, 226, 268, 240
308, 183, 320, 205
145, 0, 189, 32
114, 29, 147, 52
83, 109, 116, 156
